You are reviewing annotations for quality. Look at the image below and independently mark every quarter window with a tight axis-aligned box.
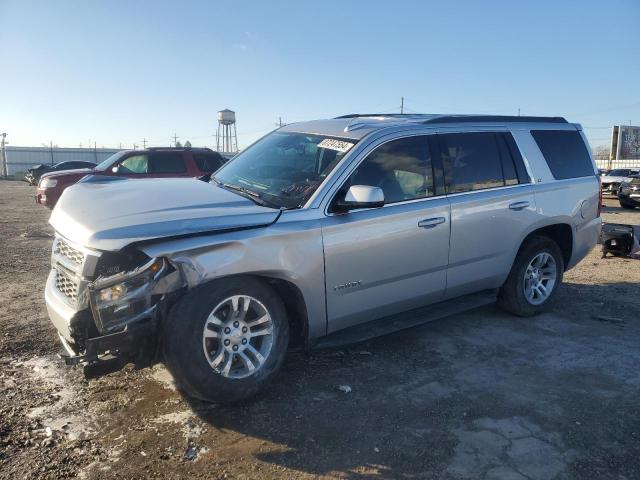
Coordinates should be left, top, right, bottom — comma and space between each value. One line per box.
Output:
440, 132, 504, 193
531, 130, 594, 180
348, 136, 433, 204
193, 152, 225, 173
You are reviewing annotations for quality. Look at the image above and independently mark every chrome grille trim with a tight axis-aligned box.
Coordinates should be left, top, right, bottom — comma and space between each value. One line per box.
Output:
53, 237, 85, 266
50, 234, 101, 308
55, 268, 80, 302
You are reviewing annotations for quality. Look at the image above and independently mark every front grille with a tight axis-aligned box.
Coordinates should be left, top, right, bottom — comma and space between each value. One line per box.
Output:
54, 237, 85, 267
55, 268, 80, 302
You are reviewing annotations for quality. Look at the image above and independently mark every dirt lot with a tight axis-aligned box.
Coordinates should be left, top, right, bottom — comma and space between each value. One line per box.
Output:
1, 180, 639, 480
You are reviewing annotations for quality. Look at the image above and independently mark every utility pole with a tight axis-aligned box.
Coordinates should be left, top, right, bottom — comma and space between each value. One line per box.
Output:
0, 132, 8, 177
400, 97, 404, 114
94, 141, 98, 162
171, 133, 179, 147
518, 107, 521, 117
119, 143, 123, 149
133, 143, 138, 150
50, 141, 54, 165
141, 138, 148, 149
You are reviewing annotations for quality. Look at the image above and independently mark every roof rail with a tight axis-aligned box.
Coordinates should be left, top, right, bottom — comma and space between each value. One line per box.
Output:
422, 115, 568, 124
335, 113, 422, 119
334, 113, 568, 124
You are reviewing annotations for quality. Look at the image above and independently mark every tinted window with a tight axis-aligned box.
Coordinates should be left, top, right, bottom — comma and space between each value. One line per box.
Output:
496, 135, 518, 186
193, 152, 225, 173
119, 154, 148, 173
440, 132, 504, 193
531, 130, 594, 180
349, 136, 433, 204
149, 152, 186, 173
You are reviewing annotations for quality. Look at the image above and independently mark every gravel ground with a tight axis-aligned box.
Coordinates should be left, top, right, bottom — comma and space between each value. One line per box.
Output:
1, 180, 639, 480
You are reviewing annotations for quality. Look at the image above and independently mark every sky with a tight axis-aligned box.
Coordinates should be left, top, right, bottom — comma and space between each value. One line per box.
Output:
1, 0, 639, 151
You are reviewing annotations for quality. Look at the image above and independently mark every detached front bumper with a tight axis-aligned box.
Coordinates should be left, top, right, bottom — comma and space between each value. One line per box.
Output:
618, 189, 640, 206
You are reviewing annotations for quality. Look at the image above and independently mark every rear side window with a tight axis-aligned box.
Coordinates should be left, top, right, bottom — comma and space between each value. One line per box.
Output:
531, 130, 594, 180
440, 132, 504, 193
193, 152, 225, 173
149, 152, 186, 173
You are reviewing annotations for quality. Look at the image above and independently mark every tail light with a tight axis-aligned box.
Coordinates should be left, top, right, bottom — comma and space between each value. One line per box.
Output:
597, 176, 603, 217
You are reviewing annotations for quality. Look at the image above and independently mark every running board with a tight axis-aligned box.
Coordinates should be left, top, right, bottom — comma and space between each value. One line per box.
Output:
314, 290, 498, 349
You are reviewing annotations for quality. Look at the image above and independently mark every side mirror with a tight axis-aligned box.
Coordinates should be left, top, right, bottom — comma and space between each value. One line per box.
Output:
111, 165, 119, 174
335, 185, 385, 212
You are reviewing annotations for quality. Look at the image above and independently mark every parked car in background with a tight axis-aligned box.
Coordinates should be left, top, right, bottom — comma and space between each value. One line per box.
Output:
43, 114, 600, 403
618, 175, 640, 209
25, 161, 97, 185
36, 147, 227, 207
600, 168, 639, 195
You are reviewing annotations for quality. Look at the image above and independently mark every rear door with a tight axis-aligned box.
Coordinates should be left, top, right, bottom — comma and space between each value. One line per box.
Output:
441, 131, 537, 298
322, 134, 450, 332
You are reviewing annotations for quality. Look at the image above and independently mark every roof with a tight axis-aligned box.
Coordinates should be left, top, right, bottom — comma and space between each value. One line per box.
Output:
279, 113, 572, 140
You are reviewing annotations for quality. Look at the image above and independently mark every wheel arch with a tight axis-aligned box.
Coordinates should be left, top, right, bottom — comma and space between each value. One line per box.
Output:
518, 223, 573, 270
179, 272, 311, 351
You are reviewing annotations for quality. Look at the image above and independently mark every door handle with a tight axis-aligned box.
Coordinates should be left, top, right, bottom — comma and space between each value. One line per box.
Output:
509, 201, 530, 211
418, 217, 446, 229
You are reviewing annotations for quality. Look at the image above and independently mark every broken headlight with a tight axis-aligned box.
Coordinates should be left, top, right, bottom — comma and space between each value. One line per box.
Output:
89, 258, 166, 333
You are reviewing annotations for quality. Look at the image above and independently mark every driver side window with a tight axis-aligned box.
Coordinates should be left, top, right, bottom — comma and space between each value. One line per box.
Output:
118, 154, 149, 174
348, 136, 433, 204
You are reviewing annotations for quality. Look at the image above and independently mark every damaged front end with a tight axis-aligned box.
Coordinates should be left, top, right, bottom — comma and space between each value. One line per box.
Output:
46, 235, 184, 378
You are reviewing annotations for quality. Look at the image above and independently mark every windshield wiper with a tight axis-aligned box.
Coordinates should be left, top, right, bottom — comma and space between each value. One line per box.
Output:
212, 177, 277, 208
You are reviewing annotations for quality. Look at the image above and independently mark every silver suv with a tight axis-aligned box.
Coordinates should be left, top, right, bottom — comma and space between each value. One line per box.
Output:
45, 114, 601, 402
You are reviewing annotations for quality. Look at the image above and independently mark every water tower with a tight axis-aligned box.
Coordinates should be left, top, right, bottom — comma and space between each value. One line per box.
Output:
216, 109, 238, 154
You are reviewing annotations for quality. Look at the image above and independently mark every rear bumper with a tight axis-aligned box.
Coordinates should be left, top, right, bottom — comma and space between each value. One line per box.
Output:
567, 217, 601, 270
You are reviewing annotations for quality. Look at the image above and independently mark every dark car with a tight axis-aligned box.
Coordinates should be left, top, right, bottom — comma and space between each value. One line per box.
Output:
25, 161, 97, 185
618, 175, 640, 209
35, 147, 227, 208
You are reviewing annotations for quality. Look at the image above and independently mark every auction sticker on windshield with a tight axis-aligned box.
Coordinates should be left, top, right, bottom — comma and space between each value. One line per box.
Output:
318, 138, 354, 153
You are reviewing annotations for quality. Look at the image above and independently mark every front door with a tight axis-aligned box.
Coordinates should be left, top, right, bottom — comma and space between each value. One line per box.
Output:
322, 134, 451, 333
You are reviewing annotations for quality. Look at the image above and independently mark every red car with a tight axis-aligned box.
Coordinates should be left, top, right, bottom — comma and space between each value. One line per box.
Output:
36, 148, 227, 208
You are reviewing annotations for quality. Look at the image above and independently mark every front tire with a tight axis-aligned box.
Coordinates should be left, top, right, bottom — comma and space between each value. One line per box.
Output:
498, 236, 564, 317
162, 277, 289, 403
619, 200, 636, 210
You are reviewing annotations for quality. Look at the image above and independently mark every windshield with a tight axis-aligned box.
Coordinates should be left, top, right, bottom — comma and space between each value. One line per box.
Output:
213, 132, 356, 209
94, 151, 127, 171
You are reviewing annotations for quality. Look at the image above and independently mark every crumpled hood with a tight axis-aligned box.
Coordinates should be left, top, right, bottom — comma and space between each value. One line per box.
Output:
49, 177, 280, 251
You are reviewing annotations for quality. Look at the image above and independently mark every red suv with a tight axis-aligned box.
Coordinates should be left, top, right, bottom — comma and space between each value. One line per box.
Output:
36, 148, 227, 208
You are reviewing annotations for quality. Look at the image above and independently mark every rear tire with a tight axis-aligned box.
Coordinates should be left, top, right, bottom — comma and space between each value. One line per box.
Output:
162, 276, 289, 403
619, 200, 636, 210
498, 236, 564, 317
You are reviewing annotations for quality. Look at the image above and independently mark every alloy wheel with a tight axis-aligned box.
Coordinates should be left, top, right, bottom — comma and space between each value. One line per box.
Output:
202, 295, 274, 379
